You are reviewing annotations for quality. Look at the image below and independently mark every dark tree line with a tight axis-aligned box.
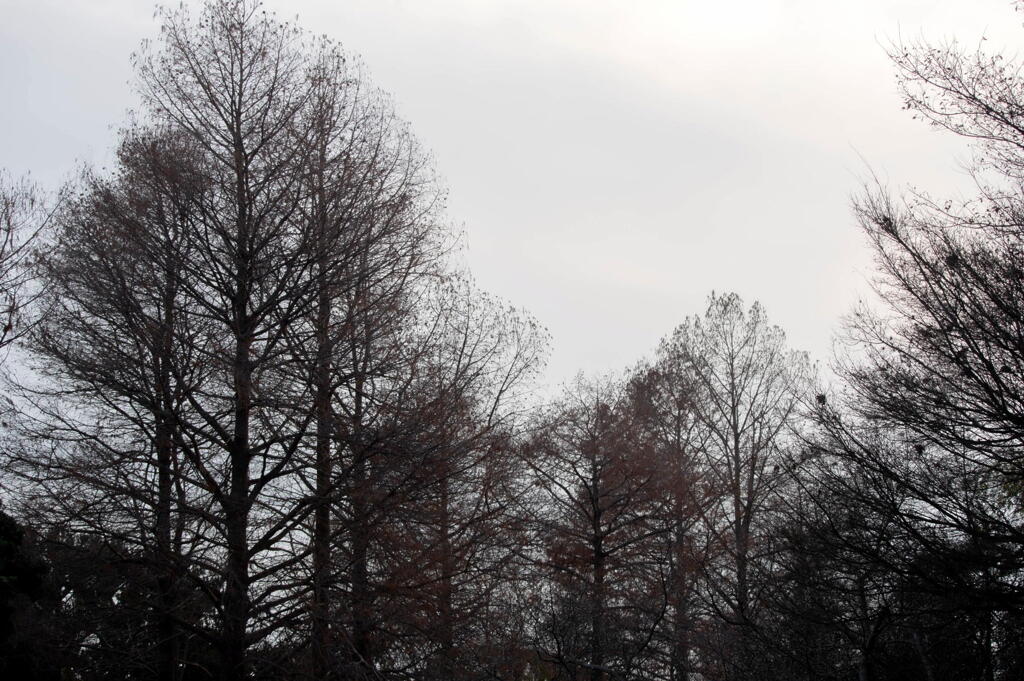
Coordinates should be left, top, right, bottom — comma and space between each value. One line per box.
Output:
3, 1, 1024, 680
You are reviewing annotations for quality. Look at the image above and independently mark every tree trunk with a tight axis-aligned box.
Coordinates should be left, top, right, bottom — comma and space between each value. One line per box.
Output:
311, 306, 333, 679
155, 411, 179, 681
311, 175, 334, 679
911, 628, 935, 681
222, 289, 253, 681
349, 370, 372, 677
591, 513, 606, 681
223, 394, 252, 680
670, 537, 691, 681
220, 122, 255, 681
155, 271, 180, 681
437, 475, 456, 680
858, 655, 871, 681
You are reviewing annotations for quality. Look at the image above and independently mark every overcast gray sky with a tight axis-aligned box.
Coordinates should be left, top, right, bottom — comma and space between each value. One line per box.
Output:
2, 0, 1021, 386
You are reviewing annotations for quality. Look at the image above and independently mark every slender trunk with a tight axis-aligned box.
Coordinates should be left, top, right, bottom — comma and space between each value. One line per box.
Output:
591, 553, 605, 681
670, 592, 691, 681
346, 257, 376, 678
734, 518, 749, 620
437, 475, 456, 680
590, 493, 605, 681
983, 609, 995, 681
350, 449, 371, 674
155, 271, 180, 681
349, 369, 372, 676
310, 154, 334, 679
670, 530, 691, 681
220, 124, 254, 681
311, 290, 333, 679
155, 411, 179, 681
223, 328, 253, 681
858, 654, 871, 681
911, 628, 935, 681
732, 421, 750, 622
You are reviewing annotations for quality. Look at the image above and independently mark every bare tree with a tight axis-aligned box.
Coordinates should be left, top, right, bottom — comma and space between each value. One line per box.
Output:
628, 362, 713, 681
660, 293, 810, 627
131, 3, 332, 677
10, 126, 212, 681
524, 375, 669, 681
280, 38, 447, 679
791, 25, 1024, 678
392, 281, 546, 680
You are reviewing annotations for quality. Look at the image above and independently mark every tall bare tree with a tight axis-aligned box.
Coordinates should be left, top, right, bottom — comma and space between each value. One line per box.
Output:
132, 3, 332, 677
392, 282, 545, 680
11, 126, 211, 681
800, 23, 1024, 678
281, 39, 447, 679
628, 362, 713, 681
655, 293, 810, 680
525, 375, 669, 681
661, 293, 810, 627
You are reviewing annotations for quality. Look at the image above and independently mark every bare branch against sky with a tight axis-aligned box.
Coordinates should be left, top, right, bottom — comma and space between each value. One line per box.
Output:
1, 0, 1021, 384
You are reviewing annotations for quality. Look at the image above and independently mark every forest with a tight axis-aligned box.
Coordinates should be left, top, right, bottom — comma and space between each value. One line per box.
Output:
1, 1, 1023, 680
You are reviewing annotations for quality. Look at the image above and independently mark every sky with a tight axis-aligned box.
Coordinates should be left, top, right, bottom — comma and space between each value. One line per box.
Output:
1, 0, 1022, 387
